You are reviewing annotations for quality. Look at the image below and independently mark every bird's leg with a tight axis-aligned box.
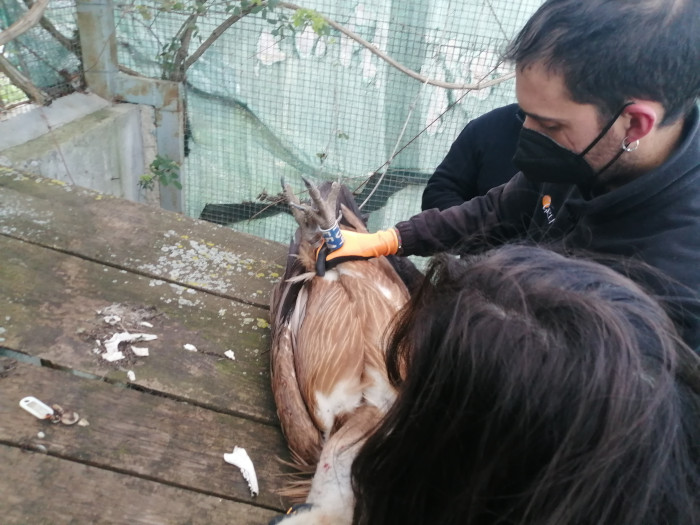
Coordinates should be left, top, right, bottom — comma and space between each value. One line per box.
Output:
281, 178, 324, 248
301, 177, 340, 230
301, 178, 345, 252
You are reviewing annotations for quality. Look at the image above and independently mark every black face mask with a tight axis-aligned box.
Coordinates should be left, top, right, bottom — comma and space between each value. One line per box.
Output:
513, 103, 632, 187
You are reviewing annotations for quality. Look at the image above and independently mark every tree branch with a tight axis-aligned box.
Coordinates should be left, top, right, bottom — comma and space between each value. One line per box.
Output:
0, 53, 49, 104
22, 0, 76, 52
0, 0, 50, 47
183, 5, 256, 73
182, 1, 513, 90
168, 13, 198, 81
278, 2, 514, 91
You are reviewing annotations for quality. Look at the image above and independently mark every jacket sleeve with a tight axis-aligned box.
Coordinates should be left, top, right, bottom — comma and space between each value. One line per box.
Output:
421, 122, 481, 211
399, 173, 540, 257
421, 103, 522, 211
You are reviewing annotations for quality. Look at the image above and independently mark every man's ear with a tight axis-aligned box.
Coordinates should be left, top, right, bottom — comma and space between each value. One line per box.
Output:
622, 102, 658, 143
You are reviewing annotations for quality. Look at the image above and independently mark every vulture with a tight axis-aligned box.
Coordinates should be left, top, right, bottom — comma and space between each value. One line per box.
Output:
269, 179, 411, 523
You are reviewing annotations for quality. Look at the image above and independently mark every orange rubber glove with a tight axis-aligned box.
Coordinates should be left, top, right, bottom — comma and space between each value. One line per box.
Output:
329, 228, 399, 259
315, 228, 400, 275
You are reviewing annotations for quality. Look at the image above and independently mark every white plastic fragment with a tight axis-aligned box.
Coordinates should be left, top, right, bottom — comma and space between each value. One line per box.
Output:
78, 418, 90, 427
131, 346, 150, 357
19, 397, 54, 420
127, 370, 136, 381
102, 351, 125, 362
183, 343, 198, 352
104, 332, 158, 354
101, 332, 158, 361
139, 321, 154, 328
223, 446, 259, 497
37, 432, 45, 439
103, 315, 121, 325
224, 350, 235, 360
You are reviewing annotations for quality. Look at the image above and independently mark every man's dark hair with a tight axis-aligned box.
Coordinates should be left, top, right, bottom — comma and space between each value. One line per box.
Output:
504, 0, 700, 125
351, 246, 700, 525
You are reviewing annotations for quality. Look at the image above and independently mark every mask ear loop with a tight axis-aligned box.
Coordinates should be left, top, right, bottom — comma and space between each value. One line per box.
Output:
623, 138, 640, 152
580, 102, 635, 156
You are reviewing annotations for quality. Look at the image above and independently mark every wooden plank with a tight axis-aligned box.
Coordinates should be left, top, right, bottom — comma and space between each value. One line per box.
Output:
0, 167, 289, 307
1, 235, 279, 424
0, 358, 291, 511
0, 445, 280, 525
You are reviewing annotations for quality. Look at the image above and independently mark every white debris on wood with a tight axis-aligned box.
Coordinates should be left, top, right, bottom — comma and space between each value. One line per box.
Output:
183, 343, 198, 352
100, 332, 158, 361
127, 370, 136, 381
131, 346, 150, 357
102, 350, 125, 362
224, 350, 235, 360
223, 446, 259, 497
103, 315, 121, 325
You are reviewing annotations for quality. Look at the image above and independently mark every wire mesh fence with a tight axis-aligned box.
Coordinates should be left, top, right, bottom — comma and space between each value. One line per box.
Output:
0, 0, 81, 110
2, 0, 543, 246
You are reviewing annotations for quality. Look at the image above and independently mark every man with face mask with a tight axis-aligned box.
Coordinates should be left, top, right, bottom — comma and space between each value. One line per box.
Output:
317, 0, 700, 352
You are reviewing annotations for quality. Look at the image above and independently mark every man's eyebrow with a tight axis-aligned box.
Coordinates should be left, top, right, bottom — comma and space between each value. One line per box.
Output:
520, 110, 564, 123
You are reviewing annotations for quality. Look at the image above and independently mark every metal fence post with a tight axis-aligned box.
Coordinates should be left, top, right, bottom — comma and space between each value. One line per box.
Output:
75, 0, 117, 99
76, 0, 185, 212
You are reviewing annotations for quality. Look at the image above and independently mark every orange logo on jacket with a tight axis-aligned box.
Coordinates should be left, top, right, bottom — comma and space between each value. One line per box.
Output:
542, 195, 555, 224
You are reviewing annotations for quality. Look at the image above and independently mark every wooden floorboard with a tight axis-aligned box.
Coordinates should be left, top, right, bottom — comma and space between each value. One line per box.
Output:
0, 168, 297, 523
1, 235, 278, 424
0, 359, 290, 510
0, 167, 288, 307
0, 445, 280, 524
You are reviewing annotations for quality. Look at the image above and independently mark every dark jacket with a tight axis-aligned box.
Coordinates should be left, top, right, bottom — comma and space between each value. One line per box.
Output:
421, 103, 522, 211
398, 105, 700, 351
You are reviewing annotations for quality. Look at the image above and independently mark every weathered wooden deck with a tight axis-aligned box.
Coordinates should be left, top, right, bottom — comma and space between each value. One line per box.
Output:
0, 167, 294, 524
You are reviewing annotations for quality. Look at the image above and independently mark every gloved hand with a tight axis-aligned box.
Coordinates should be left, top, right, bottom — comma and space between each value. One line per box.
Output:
315, 228, 400, 275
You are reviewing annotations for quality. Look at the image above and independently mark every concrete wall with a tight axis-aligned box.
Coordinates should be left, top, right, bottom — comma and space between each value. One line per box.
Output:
0, 93, 158, 205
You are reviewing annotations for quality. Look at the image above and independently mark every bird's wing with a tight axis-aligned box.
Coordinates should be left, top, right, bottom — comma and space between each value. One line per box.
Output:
271, 321, 323, 465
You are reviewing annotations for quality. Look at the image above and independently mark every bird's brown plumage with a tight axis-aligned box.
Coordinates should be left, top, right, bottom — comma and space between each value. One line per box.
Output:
269, 181, 410, 505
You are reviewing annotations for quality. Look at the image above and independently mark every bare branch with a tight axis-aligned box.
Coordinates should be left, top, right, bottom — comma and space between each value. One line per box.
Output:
181, 1, 513, 90
278, 2, 514, 91
0, 0, 50, 47
118, 64, 144, 77
183, 5, 256, 73
22, 0, 76, 52
169, 11, 200, 81
0, 53, 49, 104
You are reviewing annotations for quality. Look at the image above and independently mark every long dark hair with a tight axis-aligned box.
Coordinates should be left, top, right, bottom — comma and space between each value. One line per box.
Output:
351, 246, 700, 525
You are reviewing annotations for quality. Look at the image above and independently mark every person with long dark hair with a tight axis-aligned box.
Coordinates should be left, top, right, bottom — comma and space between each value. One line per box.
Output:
350, 246, 700, 525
